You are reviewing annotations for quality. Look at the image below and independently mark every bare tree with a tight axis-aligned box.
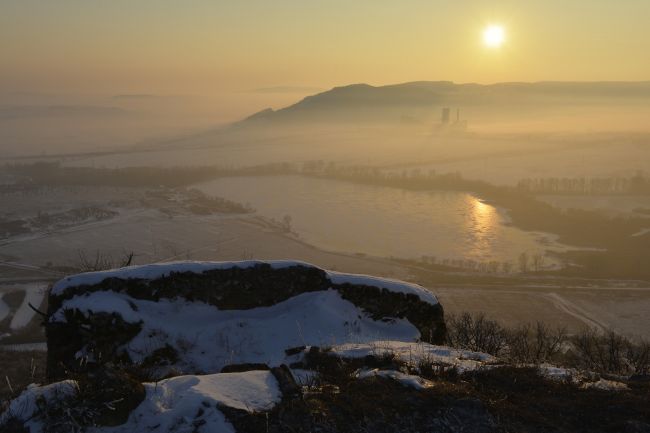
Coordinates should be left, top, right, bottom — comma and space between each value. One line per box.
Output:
531, 253, 546, 272
488, 261, 500, 274
518, 252, 529, 273
281, 215, 293, 233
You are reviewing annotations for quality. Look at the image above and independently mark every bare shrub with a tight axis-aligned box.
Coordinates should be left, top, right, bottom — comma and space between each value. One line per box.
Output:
445, 312, 650, 376
445, 313, 508, 356
569, 329, 650, 375
76, 250, 134, 272
281, 214, 293, 233
626, 340, 650, 376
507, 322, 567, 364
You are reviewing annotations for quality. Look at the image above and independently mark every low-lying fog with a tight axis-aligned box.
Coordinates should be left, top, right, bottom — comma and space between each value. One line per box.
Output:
2, 82, 650, 341
0, 90, 310, 157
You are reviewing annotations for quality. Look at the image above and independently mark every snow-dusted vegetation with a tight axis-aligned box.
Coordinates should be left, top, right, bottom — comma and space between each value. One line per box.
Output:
2, 261, 649, 432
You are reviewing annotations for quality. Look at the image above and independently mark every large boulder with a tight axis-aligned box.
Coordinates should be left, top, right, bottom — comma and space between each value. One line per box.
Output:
46, 261, 445, 380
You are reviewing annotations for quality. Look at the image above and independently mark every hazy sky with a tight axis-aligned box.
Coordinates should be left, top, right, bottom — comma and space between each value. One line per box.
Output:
2, 0, 649, 96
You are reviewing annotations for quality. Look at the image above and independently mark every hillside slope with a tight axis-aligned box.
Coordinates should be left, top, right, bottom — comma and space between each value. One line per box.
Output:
1, 261, 648, 433
239, 81, 650, 125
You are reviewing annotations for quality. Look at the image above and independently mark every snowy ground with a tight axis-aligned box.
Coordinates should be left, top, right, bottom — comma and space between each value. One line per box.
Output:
96, 371, 282, 433
2, 258, 637, 432
2, 184, 650, 343
330, 341, 495, 374
0, 282, 49, 338
1, 371, 282, 433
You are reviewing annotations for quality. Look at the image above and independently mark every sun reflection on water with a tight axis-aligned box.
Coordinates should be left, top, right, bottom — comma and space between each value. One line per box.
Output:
467, 197, 499, 258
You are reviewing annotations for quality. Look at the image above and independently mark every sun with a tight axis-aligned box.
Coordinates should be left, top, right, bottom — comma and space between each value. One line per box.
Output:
483, 25, 506, 48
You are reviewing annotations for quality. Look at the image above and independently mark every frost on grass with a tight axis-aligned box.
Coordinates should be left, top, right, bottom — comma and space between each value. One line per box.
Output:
582, 378, 629, 392
0, 380, 77, 428
330, 341, 495, 373
357, 368, 434, 390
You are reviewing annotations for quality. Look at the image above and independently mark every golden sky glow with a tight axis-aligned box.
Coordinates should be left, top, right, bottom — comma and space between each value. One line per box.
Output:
1, 1, 649, 95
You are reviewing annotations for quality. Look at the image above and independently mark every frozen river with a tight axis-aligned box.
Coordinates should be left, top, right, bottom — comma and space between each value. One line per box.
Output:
196, 175, 573, 265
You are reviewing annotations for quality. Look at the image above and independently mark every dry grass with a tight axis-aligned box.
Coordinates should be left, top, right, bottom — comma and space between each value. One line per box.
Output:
227, 353, 650, 433
0, 349, 46, 405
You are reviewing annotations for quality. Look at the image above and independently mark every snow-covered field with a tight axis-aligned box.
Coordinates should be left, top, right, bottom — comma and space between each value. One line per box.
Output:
10, 284, 46, 330
2, 184, 650, 345
0, 282, 48, 336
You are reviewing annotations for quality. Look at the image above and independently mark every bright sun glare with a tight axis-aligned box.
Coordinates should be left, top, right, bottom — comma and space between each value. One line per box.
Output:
483, 25, 505, 48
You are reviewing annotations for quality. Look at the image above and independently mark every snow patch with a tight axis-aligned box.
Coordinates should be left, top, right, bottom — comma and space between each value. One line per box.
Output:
326, 270, 438, 305
331, 341, 494, 373
53, 290, 421, 375
0, 381, 77, 426
538, 364, 575, 381
51, 260, 318, 295
1, 371, 281, 433
0, 283, 47, 331
96, 370, 280, 433
582, 378, 629, 392
357, 369, 434, 390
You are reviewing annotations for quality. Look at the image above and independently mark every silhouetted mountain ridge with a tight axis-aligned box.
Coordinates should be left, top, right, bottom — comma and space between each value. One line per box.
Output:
240, 81, 650, 125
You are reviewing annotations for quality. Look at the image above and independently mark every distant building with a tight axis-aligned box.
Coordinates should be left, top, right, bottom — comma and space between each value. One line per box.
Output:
441, 107, 451, 124
434, 107, 468, 134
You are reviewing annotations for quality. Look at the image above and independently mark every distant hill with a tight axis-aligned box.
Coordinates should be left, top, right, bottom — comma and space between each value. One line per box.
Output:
239, 81, 650, 125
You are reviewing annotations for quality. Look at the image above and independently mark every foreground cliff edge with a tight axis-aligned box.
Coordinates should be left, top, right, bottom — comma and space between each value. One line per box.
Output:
2, 261, 649, 433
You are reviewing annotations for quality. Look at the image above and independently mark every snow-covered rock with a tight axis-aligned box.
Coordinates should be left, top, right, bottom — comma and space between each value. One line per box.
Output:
46, 261, 445, 380
51, 260, 438, 305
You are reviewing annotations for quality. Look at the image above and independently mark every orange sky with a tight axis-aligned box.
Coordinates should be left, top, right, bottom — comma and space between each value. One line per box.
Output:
2, 1, 649, 96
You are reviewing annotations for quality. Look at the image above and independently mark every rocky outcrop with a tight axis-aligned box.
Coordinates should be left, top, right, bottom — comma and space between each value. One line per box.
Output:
45, 261, 445, 381
336, 283, 446, 344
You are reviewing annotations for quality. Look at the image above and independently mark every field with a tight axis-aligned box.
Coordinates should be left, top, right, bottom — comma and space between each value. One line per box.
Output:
1, 183, 649, 350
